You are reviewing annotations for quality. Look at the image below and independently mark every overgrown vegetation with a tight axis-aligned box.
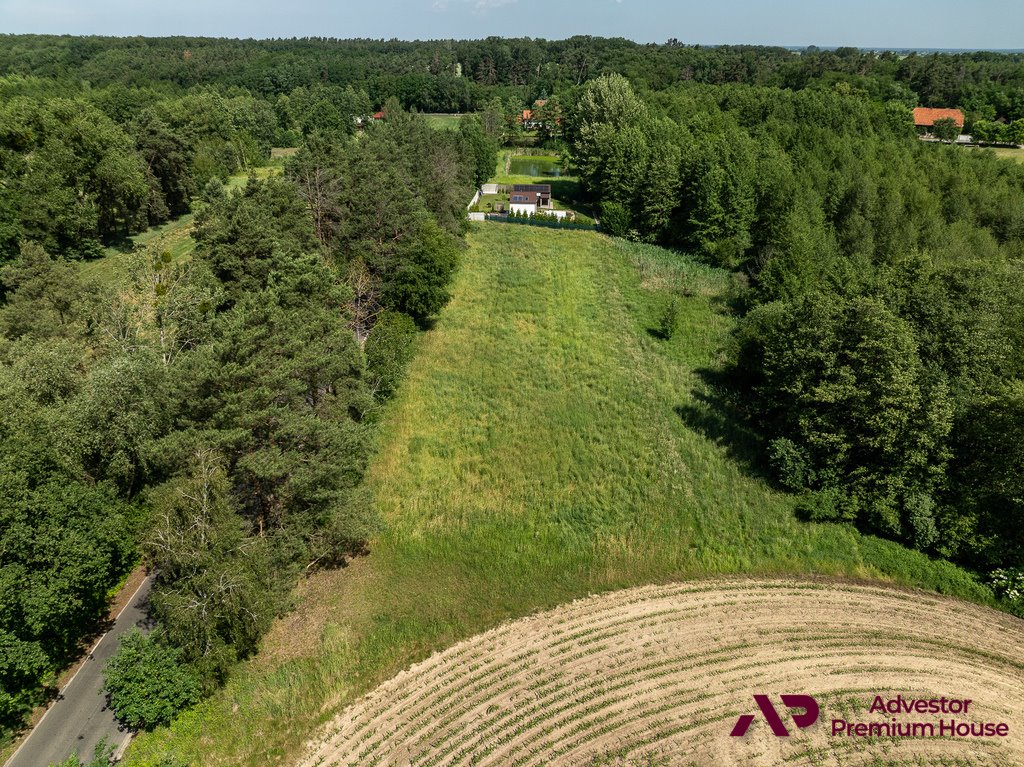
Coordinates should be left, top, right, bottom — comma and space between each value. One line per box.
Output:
567, 74, 1024, 582
126, 225, 989, 766
2, 34, 1023, 762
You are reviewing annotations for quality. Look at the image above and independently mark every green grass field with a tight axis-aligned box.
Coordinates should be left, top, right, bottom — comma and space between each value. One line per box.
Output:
424, 113, 465, 130
78, 213, 197, 285
127, 224, 988, 766
992, 146, 1024, 163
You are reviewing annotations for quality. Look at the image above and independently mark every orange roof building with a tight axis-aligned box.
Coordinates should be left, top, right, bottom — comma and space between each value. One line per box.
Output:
913, 108, 965, 129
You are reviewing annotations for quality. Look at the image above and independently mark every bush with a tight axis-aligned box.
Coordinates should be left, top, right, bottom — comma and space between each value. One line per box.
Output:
657, 297, 679, 340
768, 437, 813, 491
795, 487, 858, 523
600, 200, 630, 237
51, 739, 114, 767
102, 629, 201, 730
989, 568, 1024, 605
365, 311, 419, 400
905, 493, 939, 550
0, 632, 48, 729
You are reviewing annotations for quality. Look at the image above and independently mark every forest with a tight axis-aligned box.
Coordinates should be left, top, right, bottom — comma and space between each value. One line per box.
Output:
0, 33, 1023, 752
0, 53, 494, 739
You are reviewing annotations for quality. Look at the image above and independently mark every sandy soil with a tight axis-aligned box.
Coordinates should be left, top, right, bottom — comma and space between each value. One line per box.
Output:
295, 579, 1024, 767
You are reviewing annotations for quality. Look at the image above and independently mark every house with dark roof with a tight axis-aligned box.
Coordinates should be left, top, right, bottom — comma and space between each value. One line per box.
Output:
509, 184, 552, 215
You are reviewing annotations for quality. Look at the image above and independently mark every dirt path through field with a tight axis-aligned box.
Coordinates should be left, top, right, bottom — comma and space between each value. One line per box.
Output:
296, 579, 1024, 767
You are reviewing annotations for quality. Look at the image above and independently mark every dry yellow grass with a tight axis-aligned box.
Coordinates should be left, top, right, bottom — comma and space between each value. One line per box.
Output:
297, 579, 1024, 767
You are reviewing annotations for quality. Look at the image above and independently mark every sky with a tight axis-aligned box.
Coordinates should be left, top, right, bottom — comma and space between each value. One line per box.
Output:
0, 0, 1021, 50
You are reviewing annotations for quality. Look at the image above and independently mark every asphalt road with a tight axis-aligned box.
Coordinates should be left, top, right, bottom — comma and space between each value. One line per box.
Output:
5, 576, 154, 767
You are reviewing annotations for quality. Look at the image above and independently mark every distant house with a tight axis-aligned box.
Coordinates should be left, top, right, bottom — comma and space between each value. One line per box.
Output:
520, 100, 560, 131
913, 107, 965, 134
372, 110, 386, 121
509, 184, 552, 216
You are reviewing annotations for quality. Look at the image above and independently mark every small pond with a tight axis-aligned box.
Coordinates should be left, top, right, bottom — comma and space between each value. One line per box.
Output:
508, 157, 563, 177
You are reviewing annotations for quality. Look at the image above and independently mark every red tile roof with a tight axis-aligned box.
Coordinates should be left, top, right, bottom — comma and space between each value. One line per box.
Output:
373, 110, 385, 120
913, 108, 964, 129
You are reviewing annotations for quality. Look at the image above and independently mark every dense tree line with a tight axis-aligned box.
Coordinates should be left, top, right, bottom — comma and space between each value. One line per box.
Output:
0, 79, 281, 263
1, 35, 1023, 122
568, 74, 1024, 584
0, 102, 480, 737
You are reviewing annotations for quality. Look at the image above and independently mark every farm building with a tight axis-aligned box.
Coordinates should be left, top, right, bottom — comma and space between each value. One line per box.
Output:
913, 107, 965, 133
509, 184, 552, 216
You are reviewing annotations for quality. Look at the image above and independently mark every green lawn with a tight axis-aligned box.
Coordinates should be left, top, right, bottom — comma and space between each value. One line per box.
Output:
424, 113, 465, 130
127, 224, 988, 766
78, 213, 197, 285
992, 146, 1024, 163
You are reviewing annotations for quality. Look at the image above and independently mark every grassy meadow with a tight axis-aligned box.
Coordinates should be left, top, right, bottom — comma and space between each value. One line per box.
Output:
424, 113, 464, 130
127, 223, 989, 766
992, 146, 1024, 163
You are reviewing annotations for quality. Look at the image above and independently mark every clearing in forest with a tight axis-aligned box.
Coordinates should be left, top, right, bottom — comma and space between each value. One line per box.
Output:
127, 224, 991, 766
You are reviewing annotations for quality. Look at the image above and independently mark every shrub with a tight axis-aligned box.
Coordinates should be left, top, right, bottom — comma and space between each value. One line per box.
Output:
0, 632, 48, 729
768, 437, 813, 491
795, 487, 858, 523
51, 739, 114, 767
905, 493, 939, 550
657, 298, 679, 340
365, 311, 419, 400
102, 629, 201, 730
600, 200, 630, 237
989, 568, 1024, 605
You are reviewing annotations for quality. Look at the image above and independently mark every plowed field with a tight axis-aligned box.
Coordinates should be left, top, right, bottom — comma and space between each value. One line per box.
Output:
298, 580, 1024, 767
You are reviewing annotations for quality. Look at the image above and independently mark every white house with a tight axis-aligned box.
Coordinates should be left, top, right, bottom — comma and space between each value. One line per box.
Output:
510, 191, 542, 216
509, 184, 554, 216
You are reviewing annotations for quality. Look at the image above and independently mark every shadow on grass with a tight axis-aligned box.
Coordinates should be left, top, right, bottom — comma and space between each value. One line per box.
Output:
549, 179, 584, 205
674, 367, 772, 482
101, 235, 138, 255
